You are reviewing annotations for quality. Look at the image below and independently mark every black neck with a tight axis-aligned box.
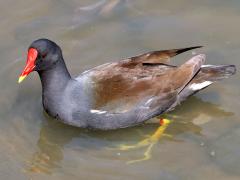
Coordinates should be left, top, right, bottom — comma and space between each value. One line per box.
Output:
38, 58, 71, 93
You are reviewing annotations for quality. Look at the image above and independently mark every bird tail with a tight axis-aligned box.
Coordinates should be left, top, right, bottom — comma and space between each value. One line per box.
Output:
181, 64, 236, 99
167, 64, 236, 111
199, 64, 236, 81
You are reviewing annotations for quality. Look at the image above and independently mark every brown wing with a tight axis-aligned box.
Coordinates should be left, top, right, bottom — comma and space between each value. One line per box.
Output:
80, 46, 200, 112
88, 49, 204, 114
130, 46, 202, 64
91, 62, 175, 112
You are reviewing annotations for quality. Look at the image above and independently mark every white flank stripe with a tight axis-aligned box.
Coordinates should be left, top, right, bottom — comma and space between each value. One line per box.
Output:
90, 109, 107, 114
189, 81, 212, 91
145, 98, 154, 105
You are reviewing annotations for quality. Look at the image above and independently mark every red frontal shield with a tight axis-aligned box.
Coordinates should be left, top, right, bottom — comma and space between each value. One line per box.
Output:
18, 48, 38, 83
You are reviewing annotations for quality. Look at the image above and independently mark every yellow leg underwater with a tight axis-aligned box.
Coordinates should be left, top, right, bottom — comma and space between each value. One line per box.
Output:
114, 118, 172, 164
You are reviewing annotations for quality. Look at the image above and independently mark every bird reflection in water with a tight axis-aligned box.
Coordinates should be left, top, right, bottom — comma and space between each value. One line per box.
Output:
113, 95, 234, 164
26, 96, 233, 173
26, 115, 84, 174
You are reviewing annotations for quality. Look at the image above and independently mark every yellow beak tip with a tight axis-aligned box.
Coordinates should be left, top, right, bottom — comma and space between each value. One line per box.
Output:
18, 76, 26, 83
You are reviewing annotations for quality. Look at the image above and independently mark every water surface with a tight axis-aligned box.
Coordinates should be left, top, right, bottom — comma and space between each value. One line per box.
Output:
0, 0, 240, 179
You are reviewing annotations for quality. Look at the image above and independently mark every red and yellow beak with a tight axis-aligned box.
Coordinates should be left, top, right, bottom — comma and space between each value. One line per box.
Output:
18, 48, 38, 83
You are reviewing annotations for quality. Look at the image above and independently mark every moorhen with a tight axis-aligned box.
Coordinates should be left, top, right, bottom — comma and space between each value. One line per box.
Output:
18, 39, 236, 130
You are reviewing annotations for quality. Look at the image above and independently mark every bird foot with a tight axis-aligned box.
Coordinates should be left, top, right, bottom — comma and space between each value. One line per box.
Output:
111, 118, 172, 163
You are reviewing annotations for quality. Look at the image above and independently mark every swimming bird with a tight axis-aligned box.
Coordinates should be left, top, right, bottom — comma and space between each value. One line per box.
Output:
18, 39, 236, 130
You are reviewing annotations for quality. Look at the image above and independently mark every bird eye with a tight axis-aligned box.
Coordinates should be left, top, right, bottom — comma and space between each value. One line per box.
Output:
42, 53, 47, 58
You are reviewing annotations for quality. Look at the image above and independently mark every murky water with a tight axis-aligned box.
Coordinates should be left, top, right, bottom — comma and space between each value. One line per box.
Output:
0, 0, 239, 179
